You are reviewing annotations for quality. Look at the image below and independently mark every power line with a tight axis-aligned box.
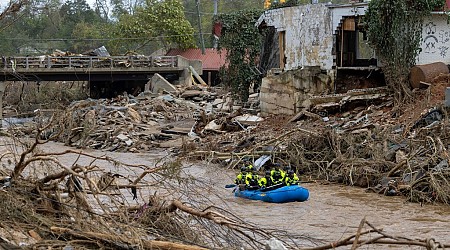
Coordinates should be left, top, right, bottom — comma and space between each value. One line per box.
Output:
184, 11, 217, 15
0, 33, 213, 42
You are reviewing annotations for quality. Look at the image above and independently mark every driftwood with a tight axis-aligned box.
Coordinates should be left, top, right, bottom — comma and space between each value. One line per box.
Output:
12, 116, 58, 178
50, 227, 208, 250
302, 218, 450, 250
189, 127, 319, 164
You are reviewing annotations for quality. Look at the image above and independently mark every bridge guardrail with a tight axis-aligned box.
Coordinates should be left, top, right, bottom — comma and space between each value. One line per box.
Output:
1, 55, 178, 70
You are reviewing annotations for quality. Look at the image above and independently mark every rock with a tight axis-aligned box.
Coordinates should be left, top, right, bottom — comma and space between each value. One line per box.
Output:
181, 90, 203, 98
265, 238, 287, 250
234, 114, 264, 125
116, 133, 129, 141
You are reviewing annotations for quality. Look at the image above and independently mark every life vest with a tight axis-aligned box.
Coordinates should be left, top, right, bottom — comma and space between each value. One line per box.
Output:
245, 172, 259, 186
270, 169, 283, 184
259, 177, 267, 187
235, 172, 246, 184
285, 173, 299, 186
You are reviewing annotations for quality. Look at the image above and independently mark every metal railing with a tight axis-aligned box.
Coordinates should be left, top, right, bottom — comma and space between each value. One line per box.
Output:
1, 55, 178, 70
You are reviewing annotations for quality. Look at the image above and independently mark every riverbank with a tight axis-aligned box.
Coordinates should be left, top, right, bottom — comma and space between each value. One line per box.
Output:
0, 139, 448, 249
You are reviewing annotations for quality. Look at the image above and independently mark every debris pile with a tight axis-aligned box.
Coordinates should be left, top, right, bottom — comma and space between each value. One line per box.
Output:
8, 71, 450, 205
52, 94, 197, 151
11, 85, 263, 153
187, 75, 450, 205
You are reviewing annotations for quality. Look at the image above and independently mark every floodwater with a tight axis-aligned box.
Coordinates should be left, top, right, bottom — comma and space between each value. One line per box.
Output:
2, 139, 449, 248
211, 165, 450, 248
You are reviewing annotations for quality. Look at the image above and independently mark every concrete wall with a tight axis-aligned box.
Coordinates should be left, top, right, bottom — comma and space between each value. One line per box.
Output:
260, 67, 332, 116
417, 14, 450, 65
258, 3, 450, 116
177, 56, 202, 75
259, 3, 450, 70
330, 4, 368, 35
259, 4, 334, 71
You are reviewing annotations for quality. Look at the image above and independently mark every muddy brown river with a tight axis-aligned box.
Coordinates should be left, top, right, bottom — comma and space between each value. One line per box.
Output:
2, 139, 449, 248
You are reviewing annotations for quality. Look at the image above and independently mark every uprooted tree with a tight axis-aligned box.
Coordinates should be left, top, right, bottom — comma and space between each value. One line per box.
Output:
1, 115, 313, 249
365, 0, 445, 104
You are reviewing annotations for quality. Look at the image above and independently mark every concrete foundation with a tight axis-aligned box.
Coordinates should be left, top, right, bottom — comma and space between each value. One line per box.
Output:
260, 67, 333, 116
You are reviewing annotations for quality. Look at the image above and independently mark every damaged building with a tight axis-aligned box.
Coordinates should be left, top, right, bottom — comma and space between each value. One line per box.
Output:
257, 2, 450, 116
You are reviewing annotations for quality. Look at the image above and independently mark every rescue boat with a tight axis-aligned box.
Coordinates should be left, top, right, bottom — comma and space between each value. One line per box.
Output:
234, 184, 309, 203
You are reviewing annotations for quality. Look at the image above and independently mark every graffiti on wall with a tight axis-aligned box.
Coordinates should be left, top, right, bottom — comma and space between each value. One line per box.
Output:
423, 21, 449, 58
311, 26, 320, 46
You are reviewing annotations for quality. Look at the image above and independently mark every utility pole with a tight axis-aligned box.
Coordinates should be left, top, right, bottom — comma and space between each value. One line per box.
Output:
213, 0, 217, 15
195, 0, 206, 54
213, 0, 218, 49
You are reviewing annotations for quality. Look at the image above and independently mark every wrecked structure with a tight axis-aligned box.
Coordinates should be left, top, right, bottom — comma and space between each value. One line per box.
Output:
0, 48, 204, 98
165, 48, 226, 86
257, 2, 450, 116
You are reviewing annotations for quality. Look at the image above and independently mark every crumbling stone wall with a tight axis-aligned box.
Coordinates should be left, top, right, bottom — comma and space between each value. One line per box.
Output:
260, 67, 332, 116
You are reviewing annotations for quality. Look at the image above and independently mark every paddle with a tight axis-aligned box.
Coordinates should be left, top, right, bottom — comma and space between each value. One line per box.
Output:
225, 184, 237, 188
260, 183, 284, 192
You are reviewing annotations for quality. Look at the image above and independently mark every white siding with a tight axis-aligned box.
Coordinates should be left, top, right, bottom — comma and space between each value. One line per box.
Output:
417, 14, 450, 65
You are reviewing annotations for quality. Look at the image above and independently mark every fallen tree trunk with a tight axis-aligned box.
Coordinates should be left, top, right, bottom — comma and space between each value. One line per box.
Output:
50, 227, 209, 250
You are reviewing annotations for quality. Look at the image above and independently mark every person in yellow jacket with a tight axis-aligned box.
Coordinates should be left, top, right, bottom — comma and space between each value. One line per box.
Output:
270, 167, 282, 185
245, 160, 254, 172
280, 165, 291, 180
235, 166, 247, 185
258, 171, 273, 188
245, 168, 259, 188
284, 170, 299, 186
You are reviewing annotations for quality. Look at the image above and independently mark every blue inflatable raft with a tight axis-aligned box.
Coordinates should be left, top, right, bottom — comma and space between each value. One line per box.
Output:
234, 184, 309, 203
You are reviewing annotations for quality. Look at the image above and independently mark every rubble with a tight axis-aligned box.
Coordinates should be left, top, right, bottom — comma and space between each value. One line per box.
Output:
2, 72, 450, 250
149, 73, 179, 94
187, 74, 450, 206
11, 85, 263, 153
7, 71, 450, 205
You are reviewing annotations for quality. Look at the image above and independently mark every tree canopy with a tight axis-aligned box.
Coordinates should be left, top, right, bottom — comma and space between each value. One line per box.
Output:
0, 0, 196, 55
109, 0, 196, 54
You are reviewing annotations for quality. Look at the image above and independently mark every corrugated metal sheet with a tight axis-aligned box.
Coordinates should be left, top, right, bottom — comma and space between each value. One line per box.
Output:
166, 48, 226, 70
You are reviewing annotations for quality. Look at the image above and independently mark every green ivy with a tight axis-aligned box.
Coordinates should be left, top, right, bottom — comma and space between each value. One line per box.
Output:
365, 0, 445, 104
215, 9, 263, 102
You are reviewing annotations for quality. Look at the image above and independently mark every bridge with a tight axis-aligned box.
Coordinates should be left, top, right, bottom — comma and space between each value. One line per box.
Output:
0, 55, 201, 97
